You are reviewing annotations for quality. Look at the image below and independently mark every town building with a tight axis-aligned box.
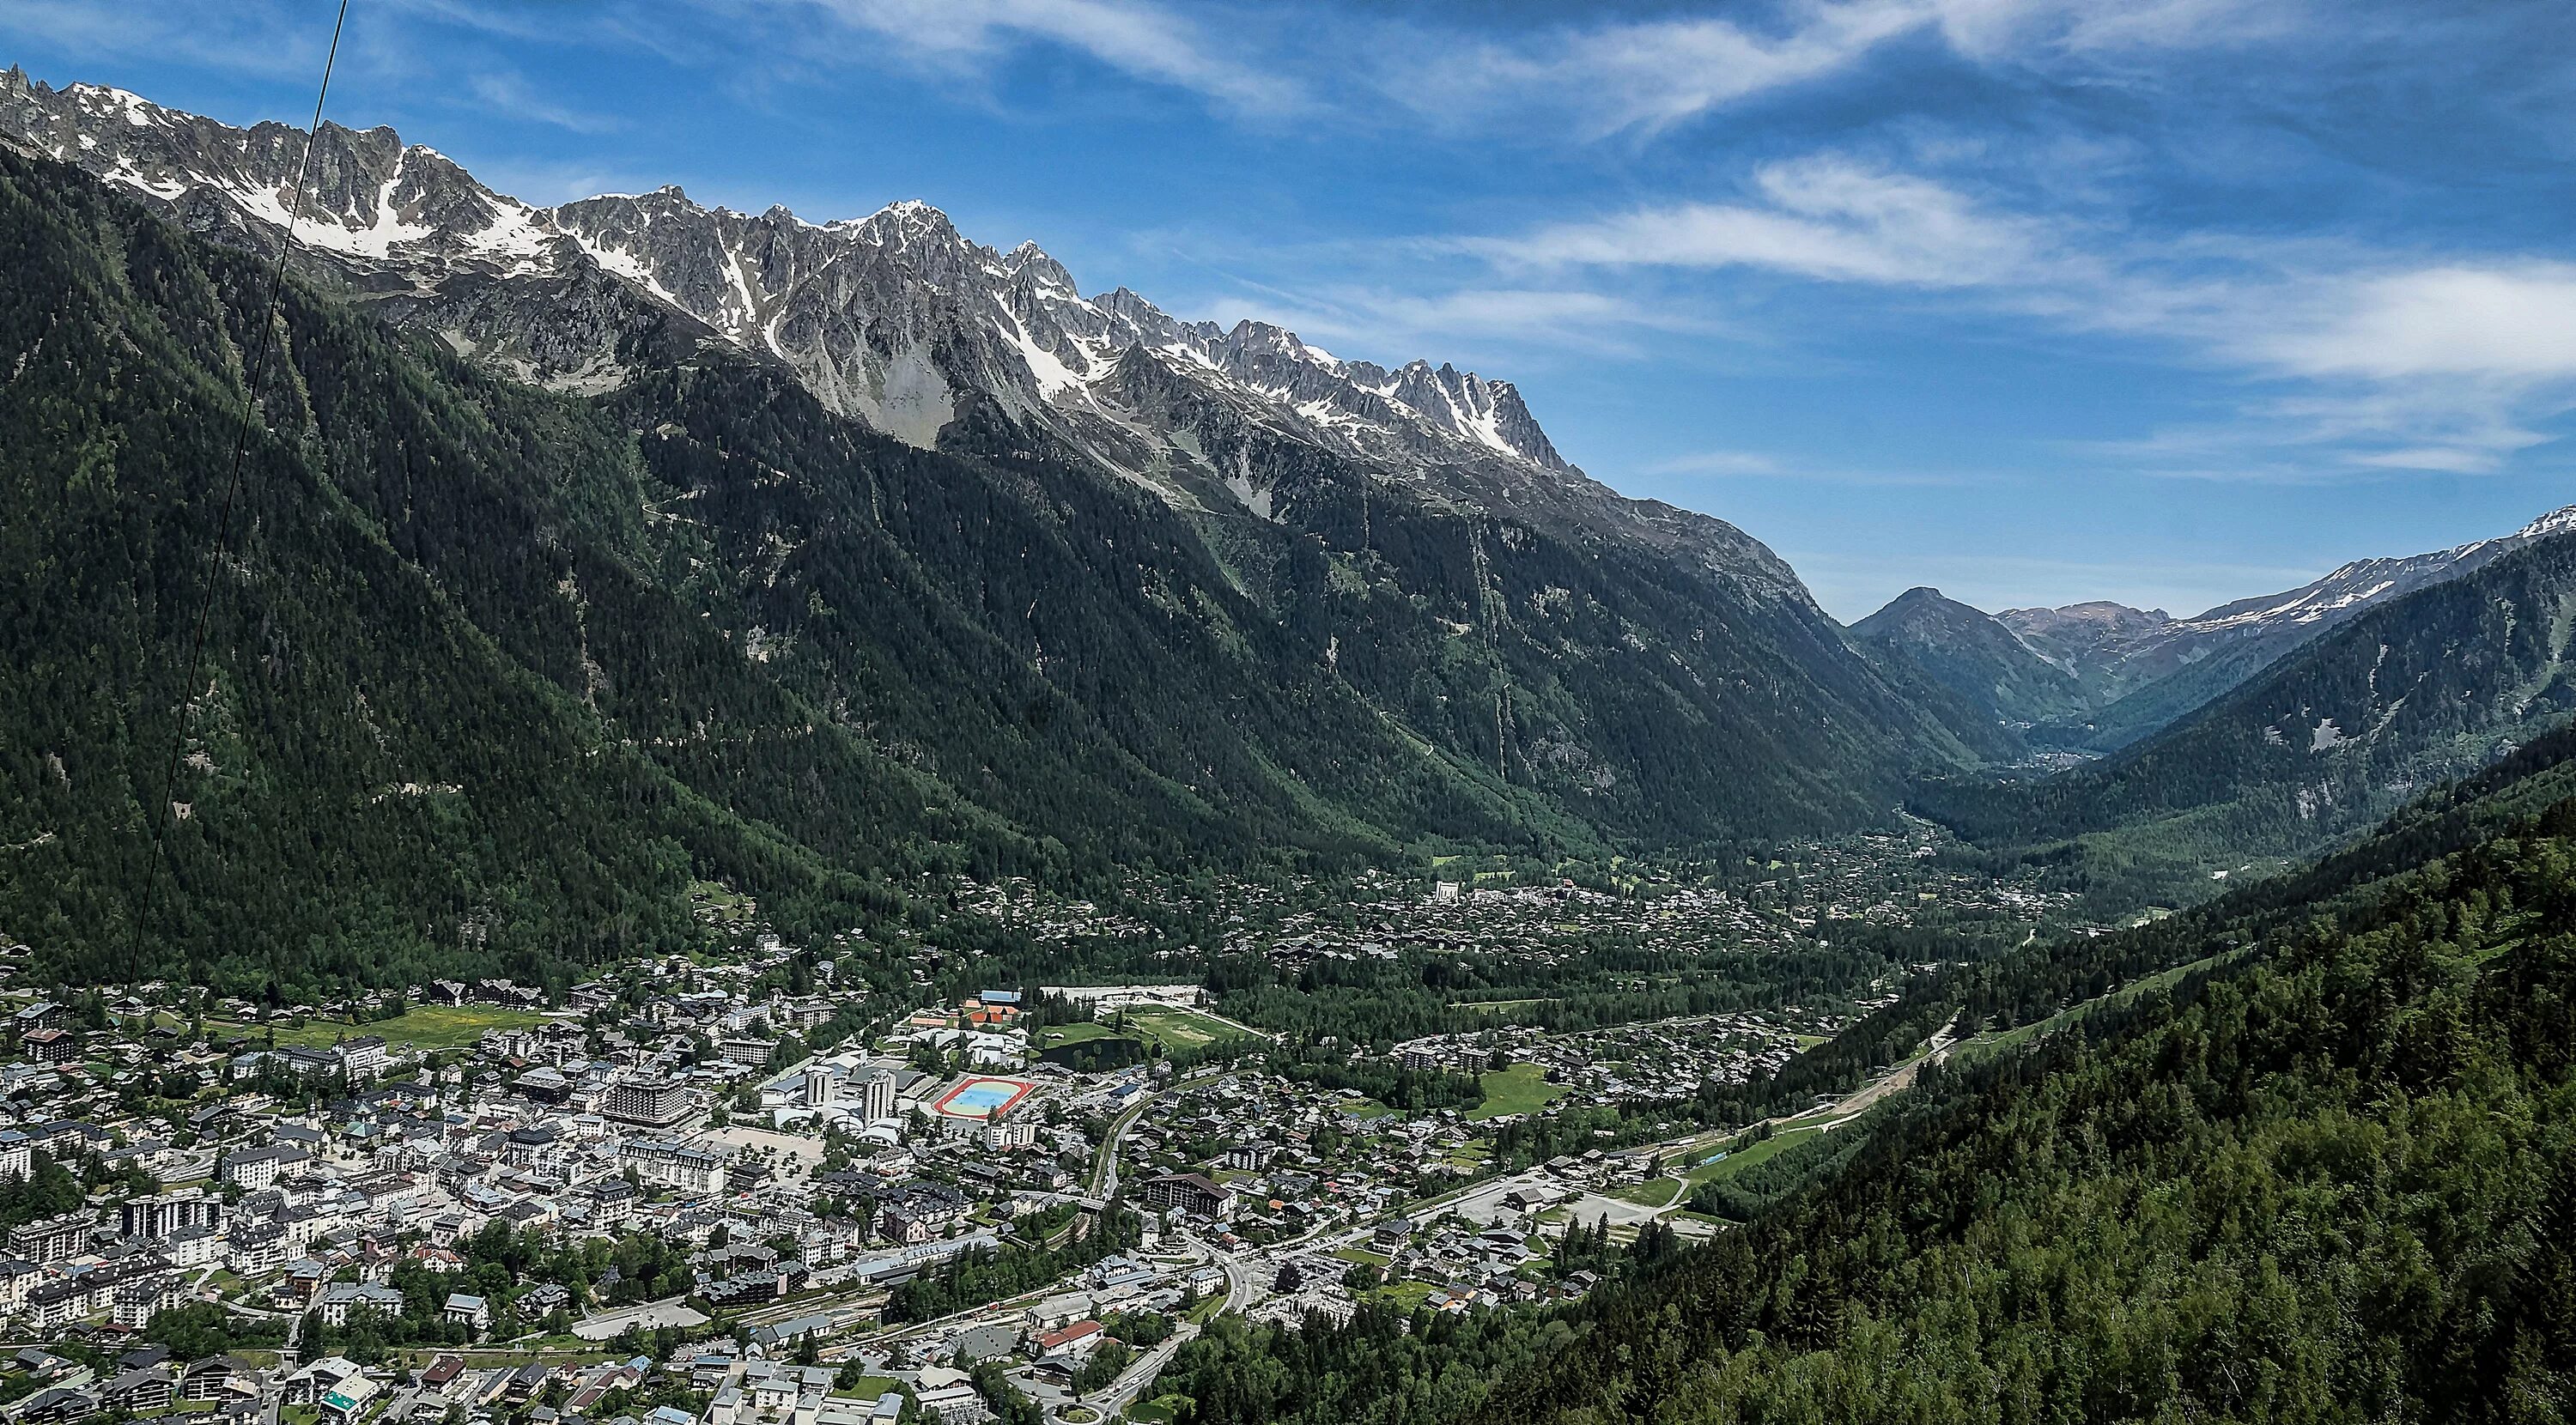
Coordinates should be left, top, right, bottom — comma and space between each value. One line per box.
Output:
604, 1076, 693, 1127
1139, 1172, 1232, 1220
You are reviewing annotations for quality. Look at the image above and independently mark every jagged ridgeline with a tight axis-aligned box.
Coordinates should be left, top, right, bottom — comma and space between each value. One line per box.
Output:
0, 118, 1980, 992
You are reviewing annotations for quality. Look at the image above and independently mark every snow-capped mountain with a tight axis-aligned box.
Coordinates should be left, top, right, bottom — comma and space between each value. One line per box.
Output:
1998, 504, 2576, 737
0, 69, 1806, 603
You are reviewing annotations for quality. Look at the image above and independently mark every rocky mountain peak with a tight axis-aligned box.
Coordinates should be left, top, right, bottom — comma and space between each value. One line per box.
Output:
1002, 240, 1081, 298
2517, 504, 2576, 541
852, 197, 966, 248
0, 69, 1831, 617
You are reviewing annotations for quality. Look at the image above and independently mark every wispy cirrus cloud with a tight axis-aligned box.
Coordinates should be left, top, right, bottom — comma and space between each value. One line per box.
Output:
1369, 0, 2293, 137
683, 0, 2291, 134
1455, 144, 2576, 481
1196, 285, 1717, 364
465, 71, 620, 134
0, 0, 326, 80
1473, 155, 2048, 288
1644, 449, 1977, 486
719, 0, 1303, 114
2241, 264, 2576, 382
1377, 2, 1926, 138
10, 0, 2292, 143
1646, 450, 1790, 477
2064, 260, 2576, 476
1929, 0, 2303, 61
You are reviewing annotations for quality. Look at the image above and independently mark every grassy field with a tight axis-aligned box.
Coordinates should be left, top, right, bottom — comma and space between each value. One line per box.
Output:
1037, 1021, 1122, 1049
1040, 1004, 1252, 1056
1607, 1177, 1685, 1209
1372, 1280, 1439, 1309
833, 1379, 900, 1400
1614, 1125, 1844, 1214
1467, 1063, 1568, 1121
1338, 1097, 1399, 1119
1127, 1395, 1190, 1422
1679, 1124, 1830, 1192
690, 879, 759, 926
1123, 1004, 1249, 1051
213, 1004, 550, 1051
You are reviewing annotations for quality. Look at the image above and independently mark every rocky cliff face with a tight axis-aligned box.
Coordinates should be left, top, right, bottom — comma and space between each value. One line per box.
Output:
2, 68, 1998, 848
0, 69, 1813, 612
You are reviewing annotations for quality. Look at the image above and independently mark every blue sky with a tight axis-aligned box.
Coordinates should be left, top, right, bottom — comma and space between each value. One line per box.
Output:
7, 0, 2575, 619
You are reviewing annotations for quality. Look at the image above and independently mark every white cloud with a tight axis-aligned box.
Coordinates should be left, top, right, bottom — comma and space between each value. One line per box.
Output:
1930, 0, 2299, 60
465, 71, 620, 134
2056, 260, 2576, 476
1385, 1, 1924, 137
0, 0, 324, 79
2349, 445, 2525, 475
1459, 149, 2576, 482
1647, 451, 1789, 476
1643, 451, 1973, 485
1194, 285, 1710, 363
750, 0, 1300, 114
1474, 156, 2045, 288
1374, 0, 2289, 137
2244, 264, 2576, 382
1366, 288, 1709, 341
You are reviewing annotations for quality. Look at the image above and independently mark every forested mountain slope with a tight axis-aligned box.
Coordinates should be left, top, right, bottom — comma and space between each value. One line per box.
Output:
0, 139, 1975, 991
1918, 529, 2576, 897
1156, 721, 2576, 1425
2000, 504, 2576, 743
0, 144, 972, 995
1850, 585, 2088, 731
0, 69, 1997, 834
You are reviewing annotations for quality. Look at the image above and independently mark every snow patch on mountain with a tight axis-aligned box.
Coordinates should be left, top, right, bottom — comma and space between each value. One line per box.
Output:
0, 63, 1831, 613
2001, 502, 2576, 706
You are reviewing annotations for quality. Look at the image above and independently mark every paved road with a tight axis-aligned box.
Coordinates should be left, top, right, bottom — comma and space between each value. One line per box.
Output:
1205, 1242, 1254, 1314
1066, 1320, 1200, 1422
1091, 1069, 1220, 1198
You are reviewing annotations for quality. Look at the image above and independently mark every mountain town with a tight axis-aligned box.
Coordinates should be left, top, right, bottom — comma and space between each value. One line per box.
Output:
3, 5, 2575, 1424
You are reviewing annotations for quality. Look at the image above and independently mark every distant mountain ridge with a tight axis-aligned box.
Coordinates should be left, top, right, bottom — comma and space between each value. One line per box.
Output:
1997, 505, 2576, 745
1921, 520, 2576, 901
1848, 586, 2088, 731
1844, 505, 2576, 758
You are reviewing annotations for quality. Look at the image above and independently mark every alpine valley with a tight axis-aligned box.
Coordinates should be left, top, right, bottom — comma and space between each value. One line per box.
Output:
1, 40, 2574, 1425
0, 70, 1991, 991
4, 68, 2574, 985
